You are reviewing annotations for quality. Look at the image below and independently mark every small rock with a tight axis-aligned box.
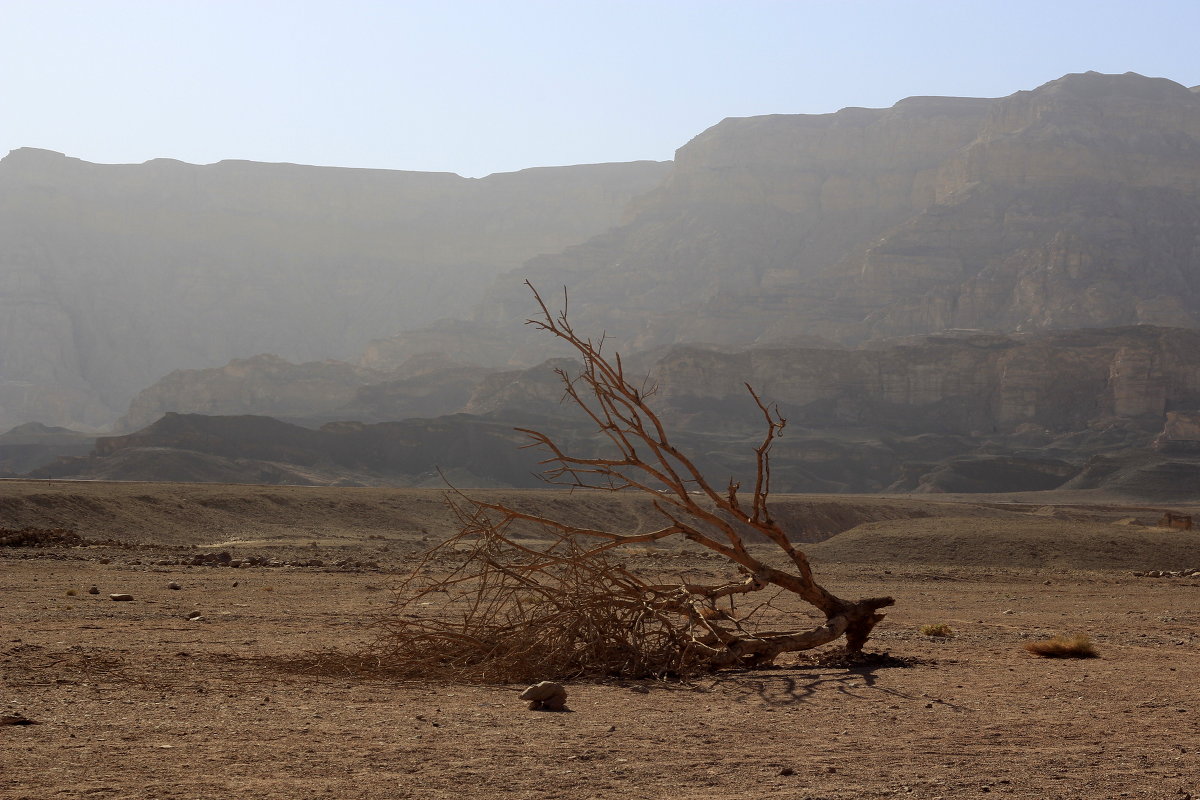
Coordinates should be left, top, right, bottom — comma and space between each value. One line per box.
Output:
185, 610, 203, 620
518, 681, 568, 711
779, 767, 795, 776
167, 582, 181, 590
0, 714, 38, 726
629, 685, 650, 694
109, 593, 134, 602
87, 586, 99, 595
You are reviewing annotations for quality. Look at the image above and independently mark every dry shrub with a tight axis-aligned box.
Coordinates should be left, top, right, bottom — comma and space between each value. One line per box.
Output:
920, 623, 954, 638
366, 506, 720, 682
1023, 634, 1097, 659
359, 283, 896, 682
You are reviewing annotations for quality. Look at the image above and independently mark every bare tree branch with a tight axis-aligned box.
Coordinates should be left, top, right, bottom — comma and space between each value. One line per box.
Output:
373, 283, 895, 680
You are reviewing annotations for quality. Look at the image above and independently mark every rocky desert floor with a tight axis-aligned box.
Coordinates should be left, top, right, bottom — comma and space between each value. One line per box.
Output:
3, 479, 1200, 799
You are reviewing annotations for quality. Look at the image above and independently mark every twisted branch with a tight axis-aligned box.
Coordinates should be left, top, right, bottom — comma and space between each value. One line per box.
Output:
373, 284, 894, 680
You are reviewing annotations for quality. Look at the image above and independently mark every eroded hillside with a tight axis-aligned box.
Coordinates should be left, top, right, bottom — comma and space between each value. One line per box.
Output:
0, 150, 668, 429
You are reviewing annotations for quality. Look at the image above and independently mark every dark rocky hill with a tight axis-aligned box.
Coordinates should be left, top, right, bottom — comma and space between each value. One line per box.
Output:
0, 422, 95, 476
31, 412, 553, 488
31, 325, 1200, 497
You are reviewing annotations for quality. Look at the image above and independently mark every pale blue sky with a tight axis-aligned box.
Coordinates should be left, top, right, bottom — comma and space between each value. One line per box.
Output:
3, 0, 1198, 177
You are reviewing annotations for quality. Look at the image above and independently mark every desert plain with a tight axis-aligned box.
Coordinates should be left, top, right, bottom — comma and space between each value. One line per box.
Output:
2, 479, 1200, 799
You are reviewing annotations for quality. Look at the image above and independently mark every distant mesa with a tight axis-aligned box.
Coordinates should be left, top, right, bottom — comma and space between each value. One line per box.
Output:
0, 147, 668, 431
24, 324, 1200, 497
5, 71, 1200, 498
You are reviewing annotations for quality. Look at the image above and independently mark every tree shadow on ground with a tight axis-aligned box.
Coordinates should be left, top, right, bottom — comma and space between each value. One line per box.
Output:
700, 651, 966, 710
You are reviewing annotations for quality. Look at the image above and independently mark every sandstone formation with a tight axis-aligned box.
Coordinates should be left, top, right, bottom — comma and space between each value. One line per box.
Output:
653, 326, 1200, 436
117, 351, 501, 432
370, 72, 1200, 367
46, 324, 1197, 496
1153, 411, 1200, 453
0, 149, 668, 430
9, 71, 1200, 497
118, 355, 386, 431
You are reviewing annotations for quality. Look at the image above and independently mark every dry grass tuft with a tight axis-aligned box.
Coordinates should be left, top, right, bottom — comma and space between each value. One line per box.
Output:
1023, 634, 1097, 659
920, 623, 954, 638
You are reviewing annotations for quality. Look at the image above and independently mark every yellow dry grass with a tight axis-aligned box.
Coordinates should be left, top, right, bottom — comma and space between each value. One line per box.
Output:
1023, 634, 1098, 658
919, 623, 954, 637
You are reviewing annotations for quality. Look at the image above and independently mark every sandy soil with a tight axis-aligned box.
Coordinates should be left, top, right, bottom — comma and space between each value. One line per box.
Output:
3, 480, 1200, 799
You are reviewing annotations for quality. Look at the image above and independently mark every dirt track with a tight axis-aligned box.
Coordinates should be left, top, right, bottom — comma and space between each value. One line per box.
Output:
3, 481, 1200, 799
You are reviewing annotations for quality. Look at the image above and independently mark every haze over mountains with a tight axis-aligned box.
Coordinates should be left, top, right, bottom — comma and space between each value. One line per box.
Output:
0, 151, 668, 429
6, 71, 1200, 495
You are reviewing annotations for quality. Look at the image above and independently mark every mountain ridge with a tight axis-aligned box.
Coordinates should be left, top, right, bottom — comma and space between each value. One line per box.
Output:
6, 71, 1200, 499
0, 148, 669, 430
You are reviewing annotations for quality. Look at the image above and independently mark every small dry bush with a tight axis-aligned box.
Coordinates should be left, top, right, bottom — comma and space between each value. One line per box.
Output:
1024, 634, 1097, 659
920, 623, 954, 638
367, 518, 712, 683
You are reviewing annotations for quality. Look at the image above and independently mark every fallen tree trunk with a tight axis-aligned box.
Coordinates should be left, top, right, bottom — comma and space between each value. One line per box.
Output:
374, 284, 895, 680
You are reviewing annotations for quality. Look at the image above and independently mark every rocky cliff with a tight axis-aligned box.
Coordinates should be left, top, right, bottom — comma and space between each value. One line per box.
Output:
11, 70, 1200, 498
364, 72, 1200, 368
117, 352, 494, 431
24, 323, 1200, 495
0, 149, 668, 430
654, 325, 1200, 436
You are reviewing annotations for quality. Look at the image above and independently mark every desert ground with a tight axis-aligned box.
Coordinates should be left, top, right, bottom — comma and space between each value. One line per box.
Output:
3, 479, 1199, 799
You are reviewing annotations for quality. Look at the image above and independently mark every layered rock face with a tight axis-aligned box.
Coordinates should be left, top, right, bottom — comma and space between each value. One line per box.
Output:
654, 326, 1200, 436
117, 355, 388, 431
0, 149, 668, 429
117, 352, 494, 432
464, 94, 996, 359
374, 72, 1200, 367
11, 70, 1200, 497
29, 325, 1200, 494
843, 73, 1200, 340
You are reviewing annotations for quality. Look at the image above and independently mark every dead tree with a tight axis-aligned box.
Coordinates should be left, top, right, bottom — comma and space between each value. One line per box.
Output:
373, 284, 894, 681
